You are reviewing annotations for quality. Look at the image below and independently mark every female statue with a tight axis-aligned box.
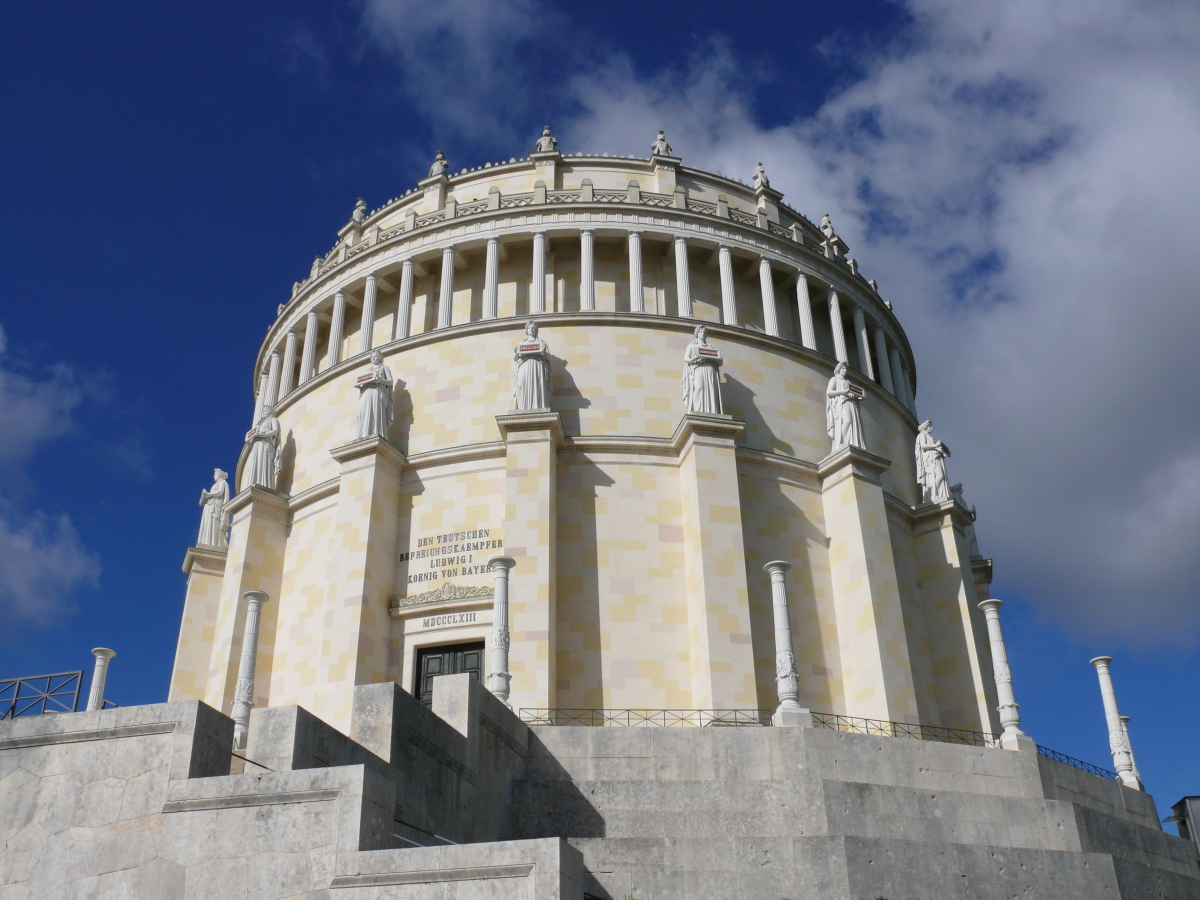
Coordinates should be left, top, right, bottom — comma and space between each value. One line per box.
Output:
197, 468, 229, 548
354, 349, 394, 441
512, 321, 551, 410
682, 325, 723, 415
915, 419, 951, 503
244, 404, 282, 491
825, 361, 865, 451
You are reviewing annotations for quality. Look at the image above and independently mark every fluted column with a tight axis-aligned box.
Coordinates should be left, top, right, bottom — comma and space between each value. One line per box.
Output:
359, 274, 378, 354
764, 562, 810, 726
579, 229, 595, 311
718, 245, 737, 326
627, 231, 644, 312
1090, 656, 1141, 789
795, 276, 816, 350
758, 258, 780, 336
85, 648, 116, 712
900, 363, 916, 413
1121, 716, 1143, 786
852, 307, 875, 379
487, 556, 516, 708
977, 600, 1033, 750
828, 290, 848, 363
231, 590, 269, 751
279, 330, 298, 398
252, 365, 269, 425
438, 247, 455, 328
873, 327, 894, 395
531, 231, 546, 314
327, 291, 347, 367
483, 238, 500, 319
264, 348, 282, 409
888, 347, 905, 404
300, 310, 319, 384
673, 235, 692, 317
396, 258, 414, 339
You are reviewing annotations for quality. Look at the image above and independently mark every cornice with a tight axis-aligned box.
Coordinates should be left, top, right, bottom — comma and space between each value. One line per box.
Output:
182, 545, 227, 576
816, 444, 893, 484
225, 485, 290, 517
406, 441, 507, 471
329, 435, 407, 471
287, 477, 340, 514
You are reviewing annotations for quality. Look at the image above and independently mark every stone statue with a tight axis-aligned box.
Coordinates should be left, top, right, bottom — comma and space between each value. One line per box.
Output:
825, 361, 865, 451
915, 419, 951, 504
352, 197, 366, 223
428, 150, 448, 178
650, 130, 673, 157
512, 321, 551, 410
534, 126, 557, 153
682, 325, 724, 415
752, 162, 770, 190
354, 349, 394, 441
244, 405, 283, 491
310, 256, 321, 279
197, 468, 230, 548
949, 484, 981, 557
820, 213, 837, 241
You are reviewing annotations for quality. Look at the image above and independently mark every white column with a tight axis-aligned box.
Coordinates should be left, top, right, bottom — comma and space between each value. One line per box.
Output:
327, 291, 347, 366
718, 245, 737, 326
852, 307, 875, 379
888, 347, 905, 404
231, 590, 270, 751
300, 310, 319, 384
278, 330, 298, 398
764, 562, 809, 726
673, 236, 692, 317
396, 258, 414, 339
252, 365, 269, 424
627, 231, 644, 313
1090, 656, 1141, 789
900, 363, 916, 414
828, 290, 848, 363
1121, 716, 1143, 786
264, 348, 282, 408
580, 230, 595, 311
85, 648, 116, 712
487, 556, 516, 709
873, 327, 894, 395
530, 232, 546, 314
795, 276, 816, 350
759, 258, 779, 337
977, 600, 1034, 750
483, 237, 500, 319
437, 247, 455, 328
359, 273, 378, 354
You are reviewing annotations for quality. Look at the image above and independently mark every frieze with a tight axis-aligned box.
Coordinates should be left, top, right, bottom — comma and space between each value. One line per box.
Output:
390, 581, 494, 611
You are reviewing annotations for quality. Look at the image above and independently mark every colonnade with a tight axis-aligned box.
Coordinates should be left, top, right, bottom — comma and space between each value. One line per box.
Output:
254, 228, 917, 419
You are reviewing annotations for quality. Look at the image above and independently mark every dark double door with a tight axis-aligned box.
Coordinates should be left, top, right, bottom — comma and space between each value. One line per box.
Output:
414, 642, 484, 707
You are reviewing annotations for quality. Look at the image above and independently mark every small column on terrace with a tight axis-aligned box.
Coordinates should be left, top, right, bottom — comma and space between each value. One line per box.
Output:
437, 247, 456, 328
764, 561, 811, 727
873, 327, 894, 395
327, 291, 347, 367
487, 556, 517, 709
673, 235, 692, 317
827, 290, 849, 363
300, 310, 319, 384
795, 275, 816, 351
263, 348, 282, 409
718, 245, 738, 326
231, 590, 270, 751
579, 229, 596, 311
628, 230, 644, 313
85, 648, 116, 712
359, 273, 378, 354
758, 257, 779, 337
278, 330, 298, 398
531, 231, 547, 314
1090, 656, 1142, 789
852, 306, 876, 380
977, 599, 1034, 750
1121, 716, 1143, 786
396, 258, 414, 339
483, 237, 500, 319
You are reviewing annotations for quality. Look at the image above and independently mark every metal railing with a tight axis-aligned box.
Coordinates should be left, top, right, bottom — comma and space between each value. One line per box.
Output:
520, 708, 771, 727
0, 671, 84, 719
1036, 744, 1118, 780
810, 712, 999, 747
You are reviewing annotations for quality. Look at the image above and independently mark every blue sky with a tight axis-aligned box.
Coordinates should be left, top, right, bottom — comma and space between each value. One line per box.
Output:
2, 1, 1199, 815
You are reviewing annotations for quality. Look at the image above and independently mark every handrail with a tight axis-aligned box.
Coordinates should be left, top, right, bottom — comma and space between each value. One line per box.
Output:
0, 671, 84, 719
1036, 744, 1119, 780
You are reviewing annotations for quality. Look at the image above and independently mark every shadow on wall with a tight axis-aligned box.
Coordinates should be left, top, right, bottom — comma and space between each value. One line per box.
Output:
277, 430, 297, 494
550, 352, 591, 437
389, 375, 412, 455
511, 728, 607, 842
721, 372, 795, 457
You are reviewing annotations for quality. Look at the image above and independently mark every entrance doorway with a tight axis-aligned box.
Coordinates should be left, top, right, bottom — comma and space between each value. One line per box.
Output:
414, 642, 484, 707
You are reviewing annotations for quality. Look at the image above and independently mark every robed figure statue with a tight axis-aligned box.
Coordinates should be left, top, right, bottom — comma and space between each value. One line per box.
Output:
244, 405, 283, 491
197, 468, 230, 548
354, 349, 394, 441
915, 419, 951, 503
512, 321, 551, 410
682, 325, 723, 415
825, 361, 865, 451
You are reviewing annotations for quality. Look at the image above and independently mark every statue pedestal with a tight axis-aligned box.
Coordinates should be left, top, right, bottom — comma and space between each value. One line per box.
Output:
772, 707, 813, 728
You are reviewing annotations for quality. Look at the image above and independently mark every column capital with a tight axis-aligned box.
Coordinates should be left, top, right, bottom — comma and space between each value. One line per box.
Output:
242, 590, 270, 605
673, 233, 687, 243
977, 598, 1003, 613
627, 229, 643, 236
1090, 655, 1113, 667
364, 272, 377, 282
579, 227, 595, 235
763, 560, 792, 576
91, 647, 116, 660
487, 555, 517, 572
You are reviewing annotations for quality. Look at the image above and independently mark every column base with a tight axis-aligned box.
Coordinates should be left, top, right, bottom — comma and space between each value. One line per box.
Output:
1000, 731, 1037, 752
772, 707, 813, 728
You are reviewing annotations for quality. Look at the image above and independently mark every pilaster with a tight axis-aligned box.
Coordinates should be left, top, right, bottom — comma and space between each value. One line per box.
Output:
674, 413, 757, 709
651, 154, 681, 194
911, 498, 997, 732
495, 410, 564, 711
818, 446, 918, 723
531, 150, 560, 190
313, 436, 408, 731
169, 546, 227, 703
